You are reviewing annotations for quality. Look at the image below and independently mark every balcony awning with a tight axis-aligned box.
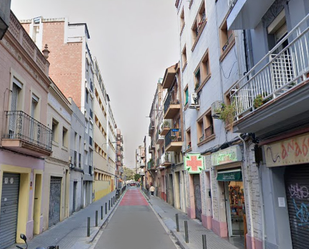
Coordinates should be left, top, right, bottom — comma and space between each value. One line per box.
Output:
227, 0, 275, 30
217, 169, 242, 182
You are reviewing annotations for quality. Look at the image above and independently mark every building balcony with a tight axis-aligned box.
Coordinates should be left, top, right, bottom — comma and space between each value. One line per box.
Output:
160, 152, 174, 167
164, 93, 180, 119
147, 160, 154, 170
156, 132, 164, 144
2, 111, 52, 157
230, 14, 309, 138
140, 160, 146, 168
165, 129, 182, 152
227, 0, 276, 30
162, 64, 176, 89
148, 120, 155, 136
160, 120, 171, 136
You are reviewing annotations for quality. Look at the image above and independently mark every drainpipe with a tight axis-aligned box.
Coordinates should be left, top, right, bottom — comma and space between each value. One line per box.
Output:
238, 134, 255, 249
258, 159, 266, 249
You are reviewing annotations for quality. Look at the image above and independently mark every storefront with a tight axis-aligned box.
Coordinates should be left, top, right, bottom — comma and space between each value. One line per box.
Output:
264, 132, 309, 249
211, 145, 246, 241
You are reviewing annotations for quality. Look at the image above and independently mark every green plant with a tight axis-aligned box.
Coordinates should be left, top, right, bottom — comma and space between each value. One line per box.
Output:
253, 94, 263, 108
216, 102, 236, 125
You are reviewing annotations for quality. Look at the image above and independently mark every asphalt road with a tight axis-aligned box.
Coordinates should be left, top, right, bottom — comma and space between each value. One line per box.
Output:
93, 187, 178, 249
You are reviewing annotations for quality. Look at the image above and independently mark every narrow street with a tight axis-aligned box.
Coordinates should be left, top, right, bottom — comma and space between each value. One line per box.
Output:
93, 187, 179, 249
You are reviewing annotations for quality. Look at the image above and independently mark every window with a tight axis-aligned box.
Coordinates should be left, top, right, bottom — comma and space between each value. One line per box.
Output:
62, 127, 68, 148
196, 109, 214, 146
11, 79, 23, 111
182, 45, 187, 71
85, 89, 89, 103
267, 10, 287, 50
180, 8, 185, 35
194, 49, 211, 92
219, 18, 235, 61
191, 1, 207, 50
186, 128, 192, 151
184, 86, 189, 106
52, 119, 59, 143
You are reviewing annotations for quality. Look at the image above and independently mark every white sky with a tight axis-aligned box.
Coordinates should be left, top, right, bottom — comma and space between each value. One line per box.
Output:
11, 0, 179, 168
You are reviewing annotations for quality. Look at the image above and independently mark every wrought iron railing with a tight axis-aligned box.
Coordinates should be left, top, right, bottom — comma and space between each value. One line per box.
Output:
164, 92, 180, 114
230, 14, 309, 121
3, 111, 52, 151
165, 129, 182, 148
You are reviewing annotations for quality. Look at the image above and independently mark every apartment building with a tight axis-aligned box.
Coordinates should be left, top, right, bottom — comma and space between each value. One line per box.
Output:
0, 11, 52, 248
115, 129, 124, 189
92, 58, 118, 200
45, 80, 72, 229
20, 17, 95, 204
227, 0, 309, 248
68, 98, 85, 212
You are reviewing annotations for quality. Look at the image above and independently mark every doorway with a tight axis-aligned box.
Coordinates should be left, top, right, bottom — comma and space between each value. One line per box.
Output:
224, 181, 245, 237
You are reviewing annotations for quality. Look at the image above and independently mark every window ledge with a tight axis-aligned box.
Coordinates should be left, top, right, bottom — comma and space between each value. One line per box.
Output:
52, 141, 59, 147
197, 134, 215, 147
195, 73, 211, 93
191, 20, 207, 52
61, 146, 68, 152
219, 38, 235, 62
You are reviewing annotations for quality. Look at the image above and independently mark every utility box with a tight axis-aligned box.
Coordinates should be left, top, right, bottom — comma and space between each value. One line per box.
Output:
0, 0, 11, 39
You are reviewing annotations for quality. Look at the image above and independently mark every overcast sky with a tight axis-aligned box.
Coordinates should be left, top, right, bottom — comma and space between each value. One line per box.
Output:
11, 0, 179, 168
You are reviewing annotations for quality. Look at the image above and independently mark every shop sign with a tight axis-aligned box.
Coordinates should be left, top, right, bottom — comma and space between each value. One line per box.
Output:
184, 153, 204, 174
217, 169, 242, 181
264, 132, 309, 167
211, 145, 242, 166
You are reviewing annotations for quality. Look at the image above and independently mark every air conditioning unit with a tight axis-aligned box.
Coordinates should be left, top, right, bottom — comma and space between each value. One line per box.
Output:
211, 101, 223, 119
189, 93, 200, 110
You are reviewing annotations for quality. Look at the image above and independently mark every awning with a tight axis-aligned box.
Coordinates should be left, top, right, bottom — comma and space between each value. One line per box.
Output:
217, 169, 242, 181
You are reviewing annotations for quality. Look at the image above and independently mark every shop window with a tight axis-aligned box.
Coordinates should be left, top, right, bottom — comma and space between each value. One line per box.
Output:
219, 18, 235, 61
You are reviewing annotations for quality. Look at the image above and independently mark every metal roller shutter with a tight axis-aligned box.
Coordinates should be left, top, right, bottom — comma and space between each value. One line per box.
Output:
49, 177, 62, 227
285, 165, 309, 249
0, 173, 20, 249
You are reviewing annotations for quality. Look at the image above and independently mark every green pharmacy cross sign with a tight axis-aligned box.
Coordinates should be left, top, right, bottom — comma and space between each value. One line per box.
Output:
184, 153, 204, 174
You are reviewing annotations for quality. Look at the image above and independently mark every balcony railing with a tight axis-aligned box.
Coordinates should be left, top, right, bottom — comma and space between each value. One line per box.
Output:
230, 14, 309, 121
165, 129, 182, 148
164, 92, 180, 115
3, 110, 52, 151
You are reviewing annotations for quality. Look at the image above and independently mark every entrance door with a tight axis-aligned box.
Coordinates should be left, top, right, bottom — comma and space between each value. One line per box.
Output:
73, 181, 77, 213
225, 181, 245, 236
167, 174, 174, 206
193, 174, 202, 221
49, 177, 61, 227
0, 173, 20, 249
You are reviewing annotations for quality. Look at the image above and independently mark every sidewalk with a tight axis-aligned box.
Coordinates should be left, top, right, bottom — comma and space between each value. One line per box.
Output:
144, 193, 243, 249
8, 190, 119, 249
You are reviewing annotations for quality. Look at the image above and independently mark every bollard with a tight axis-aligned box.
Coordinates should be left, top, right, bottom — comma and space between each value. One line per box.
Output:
175, 213, 179, 232
105, 202, 107, 214
101, 206, 103, 220
202, 234, 207, 249
109, 200, 111, 210
87, 217, 90, 237
184, 220, 189, 243
95, 210, 98, 227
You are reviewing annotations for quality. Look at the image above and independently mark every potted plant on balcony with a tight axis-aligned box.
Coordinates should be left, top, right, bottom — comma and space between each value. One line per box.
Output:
216, 102, 236, 126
